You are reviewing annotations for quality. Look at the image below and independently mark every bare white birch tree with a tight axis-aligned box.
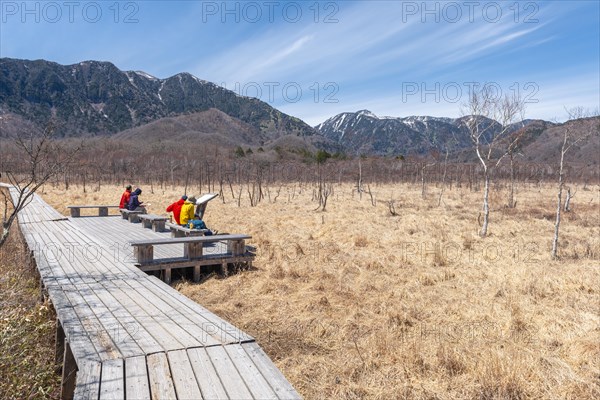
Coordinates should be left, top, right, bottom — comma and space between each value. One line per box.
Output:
551, 108, 598, 259
461, 86, 526, 237
0, 122, 80, 247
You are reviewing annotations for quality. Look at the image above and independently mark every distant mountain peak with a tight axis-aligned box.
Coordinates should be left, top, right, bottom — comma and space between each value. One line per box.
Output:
356, 109, 378, 118
316, 110, 473, 156
133, 70, 158, 80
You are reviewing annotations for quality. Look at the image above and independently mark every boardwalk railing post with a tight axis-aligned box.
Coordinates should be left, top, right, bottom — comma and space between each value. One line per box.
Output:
184, 242, 203, 260
134, 245, 154, 264
228, 239, 245, 256
55, 318, 65, 373
70, 207, 80, 218
99, 207, 108, 217
153, 220, 166, 232
61, 341, 77, 400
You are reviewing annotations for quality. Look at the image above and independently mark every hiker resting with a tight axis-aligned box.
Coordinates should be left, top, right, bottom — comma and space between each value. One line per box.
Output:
128, 188, 147, 213
166, 195, 187, 224
179, 195, 196, 226
119, 185, 132, 209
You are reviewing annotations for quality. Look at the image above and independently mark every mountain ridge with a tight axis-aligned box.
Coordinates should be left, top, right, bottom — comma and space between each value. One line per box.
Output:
0, 57, 318, 140
1, 58, 597, 163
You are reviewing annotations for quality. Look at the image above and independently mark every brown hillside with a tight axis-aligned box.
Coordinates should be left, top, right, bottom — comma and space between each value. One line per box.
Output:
114, 108, 267, 147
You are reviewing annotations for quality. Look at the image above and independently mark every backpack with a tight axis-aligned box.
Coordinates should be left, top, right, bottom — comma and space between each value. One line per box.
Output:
188, 219, 207, 230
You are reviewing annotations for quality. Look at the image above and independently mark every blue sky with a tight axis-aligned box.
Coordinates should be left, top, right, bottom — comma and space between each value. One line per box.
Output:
1, 0, 599, 125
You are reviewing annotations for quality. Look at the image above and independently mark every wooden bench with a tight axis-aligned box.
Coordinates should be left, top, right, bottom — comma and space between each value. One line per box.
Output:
138, 214, 168, 232
166, 222, 209, 237
119, 208, 145, 223
130, 234, 252, 283
67, 205, 119, 217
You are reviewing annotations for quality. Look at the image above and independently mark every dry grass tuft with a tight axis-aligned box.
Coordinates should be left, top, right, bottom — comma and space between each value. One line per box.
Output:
34, 182, 600, 399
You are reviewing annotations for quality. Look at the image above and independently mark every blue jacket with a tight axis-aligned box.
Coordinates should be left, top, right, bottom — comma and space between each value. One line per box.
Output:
128, 189, 142, 210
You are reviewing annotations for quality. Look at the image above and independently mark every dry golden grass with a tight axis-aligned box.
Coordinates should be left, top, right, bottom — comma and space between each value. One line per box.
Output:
38, 181, 600, 399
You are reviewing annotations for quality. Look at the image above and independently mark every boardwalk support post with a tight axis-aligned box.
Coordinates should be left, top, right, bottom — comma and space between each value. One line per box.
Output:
55, 318, 65, 373
61, 341, 77, 400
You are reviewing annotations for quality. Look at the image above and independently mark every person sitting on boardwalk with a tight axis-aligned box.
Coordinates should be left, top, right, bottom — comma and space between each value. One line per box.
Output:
119, 185, 132, 209
179, 195, 196, 226
166, 195, 187, 224
128, 188, 147, 212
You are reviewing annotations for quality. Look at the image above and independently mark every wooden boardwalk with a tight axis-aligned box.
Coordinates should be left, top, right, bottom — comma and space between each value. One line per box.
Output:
7, 187, 300, 399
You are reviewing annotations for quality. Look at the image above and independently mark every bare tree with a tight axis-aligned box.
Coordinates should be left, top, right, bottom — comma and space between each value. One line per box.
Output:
564, 187, 575, 212
506, 124, 526, 208
1, 122, 80, 247
461, 86, 526, 237
356, 158, 364, 199
437, 147, 450, 207
551, 108, 598, 259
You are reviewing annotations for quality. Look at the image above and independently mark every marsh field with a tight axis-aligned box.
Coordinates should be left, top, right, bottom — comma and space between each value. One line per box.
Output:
9, 180, 600, 399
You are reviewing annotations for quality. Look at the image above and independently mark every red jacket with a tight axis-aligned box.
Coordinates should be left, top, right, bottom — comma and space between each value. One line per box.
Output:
119, 190, 131, 209
166, 199, 186, 224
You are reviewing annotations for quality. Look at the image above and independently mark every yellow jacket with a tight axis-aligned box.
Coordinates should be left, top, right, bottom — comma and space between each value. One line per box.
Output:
179, 201, 195, 226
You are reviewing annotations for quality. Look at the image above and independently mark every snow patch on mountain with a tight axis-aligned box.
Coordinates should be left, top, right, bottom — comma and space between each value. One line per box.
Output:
356, 110, 378, 119
134, 70, 158, 80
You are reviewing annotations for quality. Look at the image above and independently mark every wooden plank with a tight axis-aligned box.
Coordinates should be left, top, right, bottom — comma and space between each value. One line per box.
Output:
125, 356, 151, 399
225, 344, 278, 399
48, 223, 145, 281
136, 254, 254, 271
242, 342, 301, 399
206, 346, 253, 399
39, 226, 101, 285
45, 283, 100, 364
187, 348, 228, 400
130, 234, 251, 247
167, 350, 203, 399
143, 276, 254, 343
68, 205, 120, 209
73, 361, 101, 400
99, 358, 125, 400
147, 353, 177, 399
30, 231, 72, 287
70, 217, 185, 262
62, 287, 122, 361
137, 276, 247, 345
139, 214, 168, 222
39, 233, 109, 286
100, 281, 167, 354
28, 232, 63, 285
124, 279, 217, 348
33, 222, 91, 277
109, 279, 183, 352
80, 281, 148, 358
